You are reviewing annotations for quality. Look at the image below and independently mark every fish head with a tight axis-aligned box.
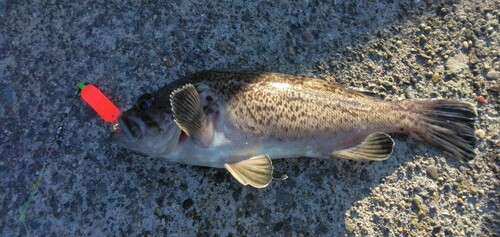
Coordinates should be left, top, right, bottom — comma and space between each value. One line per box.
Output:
111, 92, 182, 156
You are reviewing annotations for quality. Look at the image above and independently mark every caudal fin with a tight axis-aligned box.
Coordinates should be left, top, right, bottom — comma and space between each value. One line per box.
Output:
412, 100, 477, 161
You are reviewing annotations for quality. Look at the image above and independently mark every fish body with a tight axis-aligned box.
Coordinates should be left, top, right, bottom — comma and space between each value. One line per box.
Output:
112, 70, 476, 187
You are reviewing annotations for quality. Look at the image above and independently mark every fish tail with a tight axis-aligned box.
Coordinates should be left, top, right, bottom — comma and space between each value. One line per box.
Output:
409, 100, 477, 161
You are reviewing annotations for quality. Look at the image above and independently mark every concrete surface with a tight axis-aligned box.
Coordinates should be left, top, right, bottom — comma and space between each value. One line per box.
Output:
1, 0, 498, 236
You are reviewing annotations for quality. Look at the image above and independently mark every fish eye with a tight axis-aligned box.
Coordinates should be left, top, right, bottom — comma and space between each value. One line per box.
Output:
136, 93, 155, 111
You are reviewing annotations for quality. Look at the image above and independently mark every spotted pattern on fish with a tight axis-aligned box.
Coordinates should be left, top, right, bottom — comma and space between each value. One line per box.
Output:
179, 71, 410, 141
113, 69, 477, 165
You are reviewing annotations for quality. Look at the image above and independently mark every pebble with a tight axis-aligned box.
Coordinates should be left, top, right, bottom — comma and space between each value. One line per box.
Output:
405, 87, 415, 99
163, 56, 174, 68
485, 70, 499, 80
218, 41, 230, 53
418, 53, 431, 59
182, 198, 194, 210
481, 60, 490, 69
426, 165, 439, 180
476, 95, 486, 103
446, 55, 468, 75
462, 41, 469, 49
301, 31, 315, 42
432, 72, 440, 82
419, 34, 428, 43
473, 173, 481, 180
427, 184, 436, 192
475, 129, 486, 139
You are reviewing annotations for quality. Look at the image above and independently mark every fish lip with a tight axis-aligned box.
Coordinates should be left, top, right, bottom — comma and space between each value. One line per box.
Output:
114, 115, 144, 142
117, 116, 133, 139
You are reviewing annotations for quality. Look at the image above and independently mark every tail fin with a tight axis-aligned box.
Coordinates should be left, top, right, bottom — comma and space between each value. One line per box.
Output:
411, 100, 477, 161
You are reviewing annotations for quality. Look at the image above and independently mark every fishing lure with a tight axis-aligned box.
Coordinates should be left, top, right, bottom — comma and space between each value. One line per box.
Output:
78, 82, 121, 130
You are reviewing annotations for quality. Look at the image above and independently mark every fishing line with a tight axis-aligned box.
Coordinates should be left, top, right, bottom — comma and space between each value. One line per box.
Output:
15, 88, 79, 237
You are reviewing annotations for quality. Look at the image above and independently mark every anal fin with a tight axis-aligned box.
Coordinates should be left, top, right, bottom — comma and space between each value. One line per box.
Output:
224, 155, 273, 188
331, 132, 394, 161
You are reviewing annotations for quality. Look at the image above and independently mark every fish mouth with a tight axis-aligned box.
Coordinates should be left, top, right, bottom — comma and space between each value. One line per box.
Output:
115, 115, 146, 141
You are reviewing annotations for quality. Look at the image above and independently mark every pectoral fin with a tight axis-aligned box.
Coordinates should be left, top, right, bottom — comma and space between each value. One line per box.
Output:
224, 155, 273, 188
331, 132, 394, 161
170, 84, 214, 148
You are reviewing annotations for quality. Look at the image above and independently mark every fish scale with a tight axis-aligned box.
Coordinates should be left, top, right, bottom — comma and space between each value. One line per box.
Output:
219, 74, 400, 140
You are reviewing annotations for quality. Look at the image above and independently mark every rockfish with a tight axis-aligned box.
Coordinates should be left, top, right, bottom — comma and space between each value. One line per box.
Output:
111, 70, 476, 188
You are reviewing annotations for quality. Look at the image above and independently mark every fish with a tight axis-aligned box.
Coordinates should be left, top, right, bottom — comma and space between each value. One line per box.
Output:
111, 70, 477, 188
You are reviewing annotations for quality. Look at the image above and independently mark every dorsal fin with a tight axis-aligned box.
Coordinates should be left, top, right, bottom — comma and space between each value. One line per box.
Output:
348, 87, 382, 98
331, 133, 394, 161
170, 84, 214, 148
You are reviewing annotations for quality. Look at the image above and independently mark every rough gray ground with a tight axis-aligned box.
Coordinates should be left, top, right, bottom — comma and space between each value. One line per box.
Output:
1, 0, 498, 236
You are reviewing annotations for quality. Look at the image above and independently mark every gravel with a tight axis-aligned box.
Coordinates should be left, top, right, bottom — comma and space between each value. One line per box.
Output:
1, 0, 498, 236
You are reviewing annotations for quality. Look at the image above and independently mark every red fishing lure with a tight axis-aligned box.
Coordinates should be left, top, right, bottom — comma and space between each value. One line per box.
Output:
78, 83, 121, 124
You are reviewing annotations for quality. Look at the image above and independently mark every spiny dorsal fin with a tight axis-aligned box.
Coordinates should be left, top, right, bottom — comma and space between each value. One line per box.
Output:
224, 155, 273, 188
170, 84, 214, 148
348, 87, 383, 98
331, 133, 394, 161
